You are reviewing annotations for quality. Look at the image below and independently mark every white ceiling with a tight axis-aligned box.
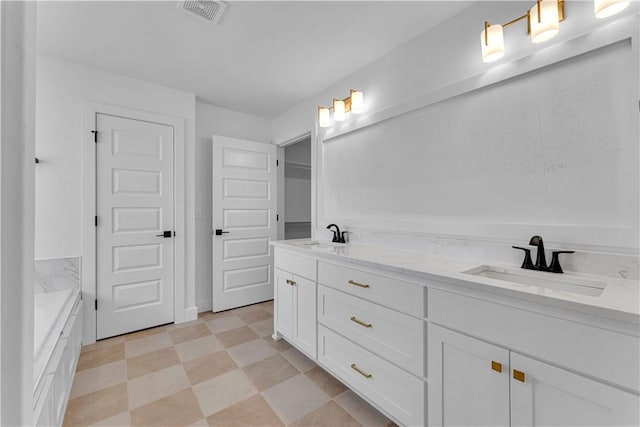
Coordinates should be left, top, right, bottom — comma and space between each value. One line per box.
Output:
37, 1, 473, 118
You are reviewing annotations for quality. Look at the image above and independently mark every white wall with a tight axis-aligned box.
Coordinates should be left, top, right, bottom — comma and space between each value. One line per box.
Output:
272, 1, 640, 255
1, 2, 36, 424
195, 100, 271, 312
35, 54, 198, 320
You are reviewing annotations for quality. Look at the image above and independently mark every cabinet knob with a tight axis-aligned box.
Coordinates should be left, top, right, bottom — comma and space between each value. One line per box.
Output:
491, 361, 502, 373
513, 369, 525, 382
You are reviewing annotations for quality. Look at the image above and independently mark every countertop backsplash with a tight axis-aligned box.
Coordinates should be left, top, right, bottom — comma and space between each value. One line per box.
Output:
35, 257, 81, 294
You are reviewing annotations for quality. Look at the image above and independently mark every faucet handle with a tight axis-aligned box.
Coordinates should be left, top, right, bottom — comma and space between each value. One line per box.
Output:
340, 231, 349, 244
548, 250, 575, 274
512, 246, 534, 269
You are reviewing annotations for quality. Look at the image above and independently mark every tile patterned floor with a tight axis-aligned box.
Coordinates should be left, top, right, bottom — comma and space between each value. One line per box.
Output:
64, 300, 396, 427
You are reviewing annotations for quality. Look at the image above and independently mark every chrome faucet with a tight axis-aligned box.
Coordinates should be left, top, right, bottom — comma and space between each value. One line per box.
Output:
326, 224, 347, 244
513, 235, 574, 273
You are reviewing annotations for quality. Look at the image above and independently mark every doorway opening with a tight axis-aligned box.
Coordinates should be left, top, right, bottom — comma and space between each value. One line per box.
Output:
283, 137, 311, 240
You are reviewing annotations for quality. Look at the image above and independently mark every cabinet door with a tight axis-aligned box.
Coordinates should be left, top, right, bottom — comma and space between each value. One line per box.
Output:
429, 325, 510, 427
293, 275, 316, 358
275, 269, 294, 340
511, 352, 640, 427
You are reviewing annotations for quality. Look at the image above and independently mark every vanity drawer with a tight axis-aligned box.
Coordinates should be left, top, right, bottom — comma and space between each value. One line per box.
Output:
318, 261, 424, 317
318, 325, 425, 427
274, 249, 316, 281
318, 284, 425, 377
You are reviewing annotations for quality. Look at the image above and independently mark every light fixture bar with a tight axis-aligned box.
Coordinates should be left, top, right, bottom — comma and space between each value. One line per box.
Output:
317, 89, 364, 127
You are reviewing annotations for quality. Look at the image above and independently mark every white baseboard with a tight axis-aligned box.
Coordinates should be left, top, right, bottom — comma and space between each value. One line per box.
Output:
184, 306, 199, 322
196, 298, 213, 313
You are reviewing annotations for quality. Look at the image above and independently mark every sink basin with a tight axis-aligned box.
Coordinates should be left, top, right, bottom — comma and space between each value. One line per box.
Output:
463, 265, 606, 297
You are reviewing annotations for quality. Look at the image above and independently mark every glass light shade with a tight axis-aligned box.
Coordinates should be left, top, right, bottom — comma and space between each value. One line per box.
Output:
530, 0, 560, 43
333, 99, 346, 121
350, 91, 364, 113
480, 24, 504, 63
318, 107, 331, 128
594, 0, 629, 18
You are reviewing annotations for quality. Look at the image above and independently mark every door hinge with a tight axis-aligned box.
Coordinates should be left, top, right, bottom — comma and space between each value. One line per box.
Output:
276, 214, 279, 222
91, 130, 98, 143
95, 215, 98, 227
95, 299, 98, 310
276, 159, 279, 166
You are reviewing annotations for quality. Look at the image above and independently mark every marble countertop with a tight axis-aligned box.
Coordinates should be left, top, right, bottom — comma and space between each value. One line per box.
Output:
272, 240, 639, 323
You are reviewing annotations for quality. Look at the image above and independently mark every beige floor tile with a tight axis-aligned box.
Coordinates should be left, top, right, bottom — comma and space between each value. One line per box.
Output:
266, 337, 293, 352
264, 306, 274, 315
188, 418, 210, 427
184, 350, 237, 385
236, 308, 272, 324
305, 366, 348, 398
249, 318, 274, 337
197, 311, 217, 321
242, 354, 300, 391
124, 331, 172, 358
231, 304, 263, 314
166, 318, 204, 331
281, 348, 316, 372
81, 335, 125, 353
127, 346, 181, 379
76, 343, 125, 372
192, 369, 258, 417
216, 326, 259, 348
259, 299, 274, 308
130, 388, 203, 427
127, 364, 191, 409
262, 374, 330, 425
63, 383, 128, 426
334, 390, 392, 427
69, 360, 127, 399
175, 334, 224, 363
88, 411, 130, 426
227, 338, 278, 367
125, 325, 167, 342
169, 322, 212, 345
291, 400, 361, 427
205, 315, 245, 334
206, 394, 283, 427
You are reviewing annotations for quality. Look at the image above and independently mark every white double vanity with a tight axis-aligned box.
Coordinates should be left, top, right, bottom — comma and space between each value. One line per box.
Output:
272, 240, 639, 427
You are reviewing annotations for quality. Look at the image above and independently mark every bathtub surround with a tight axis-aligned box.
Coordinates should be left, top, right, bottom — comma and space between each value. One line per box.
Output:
34, 257, 80, 294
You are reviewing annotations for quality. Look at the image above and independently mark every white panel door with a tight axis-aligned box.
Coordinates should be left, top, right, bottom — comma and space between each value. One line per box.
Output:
510, 352, 640, 427
96, 114, 174, 339
429, 324, 510, 427
212, 136, 277, 311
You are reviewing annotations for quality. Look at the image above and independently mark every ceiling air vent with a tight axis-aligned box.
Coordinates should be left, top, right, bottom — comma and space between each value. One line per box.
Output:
177, 0, 228, 24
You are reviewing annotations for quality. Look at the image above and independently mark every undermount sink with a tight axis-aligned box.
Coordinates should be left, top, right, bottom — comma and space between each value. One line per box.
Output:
463, 265, 607, 297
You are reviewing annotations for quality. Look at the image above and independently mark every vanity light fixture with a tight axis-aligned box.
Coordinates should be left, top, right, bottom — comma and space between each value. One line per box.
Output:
594, 0, 630, 18
480, 0, 564, 63
481, 0, 631, 62
318, 89, 364, 128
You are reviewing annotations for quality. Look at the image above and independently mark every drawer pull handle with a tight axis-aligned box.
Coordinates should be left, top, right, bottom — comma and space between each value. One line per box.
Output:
350, 363, 372, 379
513, 369, 525, 382
348, 280, 369, 288
286, 279, 296, 286
491, 361, 502, 373
350, 316, 372, 328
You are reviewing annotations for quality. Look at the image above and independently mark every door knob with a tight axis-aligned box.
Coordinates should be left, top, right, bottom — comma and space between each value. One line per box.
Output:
214, 229, 230, 236
156, 231, 174, 238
